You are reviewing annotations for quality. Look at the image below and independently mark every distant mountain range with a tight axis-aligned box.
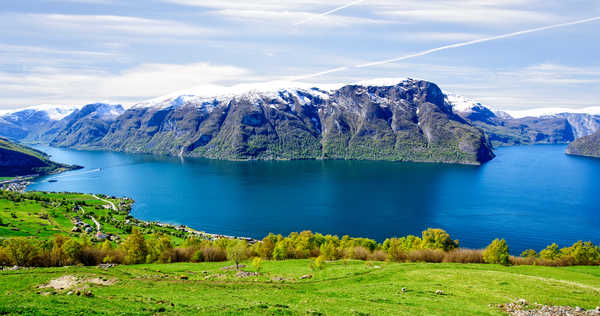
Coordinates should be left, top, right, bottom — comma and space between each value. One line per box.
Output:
445, 94, 600, 148
0, 79, 599, 163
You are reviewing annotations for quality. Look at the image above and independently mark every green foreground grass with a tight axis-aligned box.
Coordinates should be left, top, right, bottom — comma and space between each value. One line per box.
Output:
1, 260, 599, 315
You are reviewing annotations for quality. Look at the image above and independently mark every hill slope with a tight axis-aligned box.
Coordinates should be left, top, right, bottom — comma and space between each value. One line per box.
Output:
0, 138, 80, 177
1, 261, 599, 315
567, 130, 600, 158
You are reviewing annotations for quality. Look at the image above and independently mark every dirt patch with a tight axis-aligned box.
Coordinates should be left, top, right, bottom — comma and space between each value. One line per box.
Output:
38, 275, 117, 291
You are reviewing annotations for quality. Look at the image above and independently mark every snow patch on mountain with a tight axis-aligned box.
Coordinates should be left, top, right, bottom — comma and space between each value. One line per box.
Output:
1, 104, 79, 121
444, 93, 494, 113
135, 79, 419, 111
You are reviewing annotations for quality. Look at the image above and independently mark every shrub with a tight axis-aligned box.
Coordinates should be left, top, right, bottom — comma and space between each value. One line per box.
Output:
421, 228, 459, 251
367, 250, 387, 262
351, 246, 370, 261
510, 256, 535, 266
443, 249, 484, 264
407, 249, 445, 263
191, 250, 204, 263
202, 247, 227, 262
0, 247, 10, 265
483, 239, 510, 265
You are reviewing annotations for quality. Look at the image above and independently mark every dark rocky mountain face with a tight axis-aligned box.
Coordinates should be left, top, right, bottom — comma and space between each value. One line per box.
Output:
37, 80, 495, 165
567, 130, 600, 158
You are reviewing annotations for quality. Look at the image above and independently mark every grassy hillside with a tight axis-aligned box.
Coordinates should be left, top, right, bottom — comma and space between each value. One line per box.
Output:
1, 260, 599, 315
0, 191, 196, 244
0, 137, 81, 177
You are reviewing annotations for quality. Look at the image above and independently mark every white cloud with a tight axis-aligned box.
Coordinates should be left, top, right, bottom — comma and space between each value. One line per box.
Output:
498, 63, 600, 85
22, 14, 210, 36
0, 63, 254, 109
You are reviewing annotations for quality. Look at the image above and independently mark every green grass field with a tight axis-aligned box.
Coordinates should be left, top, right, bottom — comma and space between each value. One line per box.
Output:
1, 260, 599, 315
0, 191, 191, 244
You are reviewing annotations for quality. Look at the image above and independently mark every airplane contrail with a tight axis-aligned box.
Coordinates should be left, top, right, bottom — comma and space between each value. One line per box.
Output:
293, 0, 368, 26
291, 16, 600, 80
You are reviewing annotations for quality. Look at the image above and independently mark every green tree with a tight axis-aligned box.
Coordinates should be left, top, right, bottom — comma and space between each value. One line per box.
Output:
421, 228, 459, 251
4, 238, 40, 266
309, 255, 326, 271
483, 239, 510, 265
251, 257, 263, 272
539, 243, 560, 260
121, 228, 147, 264
257, 233, 280, 259
272, 241, 288, 261
61, 239, 82, 264
520, 249, 538, 258
319, 241, 338, 260
226, 240, 249, 270
560, 241, 600, 265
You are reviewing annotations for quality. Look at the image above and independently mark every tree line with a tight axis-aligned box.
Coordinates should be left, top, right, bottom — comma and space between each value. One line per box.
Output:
0, 228, 598, 267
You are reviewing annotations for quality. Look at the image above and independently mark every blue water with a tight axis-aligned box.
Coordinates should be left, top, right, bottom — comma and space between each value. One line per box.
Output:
28, 144, 600, 253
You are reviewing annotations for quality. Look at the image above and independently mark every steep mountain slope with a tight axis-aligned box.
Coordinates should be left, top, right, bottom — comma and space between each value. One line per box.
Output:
89, 79, 494, 165
49, 103, 124, 147
566, 130, 600, 158
445, 95, 600, 147
0, 137, 81, 177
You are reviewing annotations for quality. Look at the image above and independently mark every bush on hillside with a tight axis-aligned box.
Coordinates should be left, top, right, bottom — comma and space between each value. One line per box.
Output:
421, 228, 459, 251
483, 239, 510, 265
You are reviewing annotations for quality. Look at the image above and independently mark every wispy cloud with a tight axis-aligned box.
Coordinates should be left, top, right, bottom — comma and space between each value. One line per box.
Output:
293, 0, 367, 26
290, 16, 600, 80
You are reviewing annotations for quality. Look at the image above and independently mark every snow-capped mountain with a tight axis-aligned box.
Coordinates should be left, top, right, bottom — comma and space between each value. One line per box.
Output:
445, 93, 600, 145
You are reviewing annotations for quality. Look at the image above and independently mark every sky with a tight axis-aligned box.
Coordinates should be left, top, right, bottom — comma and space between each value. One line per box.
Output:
1, 0, 599, 112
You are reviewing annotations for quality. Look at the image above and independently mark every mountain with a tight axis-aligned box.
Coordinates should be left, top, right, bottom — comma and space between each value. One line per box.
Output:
0, 137, 82, 177
0, 105, 78, 141
445, 95, 600, 147
566, 130, 600, 158
49, 103, 125, 147
38, 79, 494, 165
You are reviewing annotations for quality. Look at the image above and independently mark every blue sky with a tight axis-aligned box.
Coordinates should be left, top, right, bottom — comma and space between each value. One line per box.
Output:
1, 0, 599, 112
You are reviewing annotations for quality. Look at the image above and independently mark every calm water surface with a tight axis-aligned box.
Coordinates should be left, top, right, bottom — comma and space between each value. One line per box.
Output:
29, 144, 600, 253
